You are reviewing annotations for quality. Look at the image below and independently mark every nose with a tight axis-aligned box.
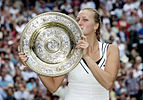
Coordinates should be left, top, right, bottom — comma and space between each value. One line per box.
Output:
78, 19, 83, 27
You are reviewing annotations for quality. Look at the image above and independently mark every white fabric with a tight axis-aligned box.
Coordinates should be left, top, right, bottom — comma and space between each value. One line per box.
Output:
14, 91, 30, 100
133, 69, 142, 78
80, 1, 96, 10
123, 3, 134, 16
21, 71, 38, 81
137, 9, 143, 18
64, 42, 109, 100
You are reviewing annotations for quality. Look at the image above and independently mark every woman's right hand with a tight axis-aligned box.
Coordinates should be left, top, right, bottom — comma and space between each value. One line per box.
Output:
18, 52, 28, 66
76, 35, 89, 58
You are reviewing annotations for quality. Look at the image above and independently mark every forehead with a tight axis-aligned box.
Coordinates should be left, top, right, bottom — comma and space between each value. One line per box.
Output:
77, 10, 94, 18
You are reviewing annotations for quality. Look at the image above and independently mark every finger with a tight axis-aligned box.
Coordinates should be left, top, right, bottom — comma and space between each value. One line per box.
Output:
21, 58, 27, 62
20, 56, 28, 61
19, 54, 27, 59
76, 46, 87, 49
20, 57, 28, 66
79, 45, 87, 49
76, 44, 88, 49
81, 35, 87, 41
76, 45, 84, 49
19, 52, 27, 58
19, 54, 28, 62
18, 52, 24, 55
76, 41, 88, 47
77, 40, 86, 45
23, 58, 28, 62
76, 44, 82, 49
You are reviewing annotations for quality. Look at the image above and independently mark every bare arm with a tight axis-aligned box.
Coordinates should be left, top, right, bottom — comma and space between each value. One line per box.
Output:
39, 74, 66, 93
138, 34, 143, 38
84, 45, 119, 90
18, 52, 66, 93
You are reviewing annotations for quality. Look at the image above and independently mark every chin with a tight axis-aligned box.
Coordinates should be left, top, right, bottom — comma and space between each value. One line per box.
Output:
83, 33, 89, 35
84, 34, 87, 36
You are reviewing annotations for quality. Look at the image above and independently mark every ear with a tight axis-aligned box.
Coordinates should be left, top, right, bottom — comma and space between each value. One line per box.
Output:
94, 23, 99, 30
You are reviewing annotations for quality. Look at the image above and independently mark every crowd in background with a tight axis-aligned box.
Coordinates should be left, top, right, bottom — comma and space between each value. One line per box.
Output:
0, 0, 143, 100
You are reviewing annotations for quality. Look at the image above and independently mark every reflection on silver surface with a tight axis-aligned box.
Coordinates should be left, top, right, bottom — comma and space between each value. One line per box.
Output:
19, 12, 83, 76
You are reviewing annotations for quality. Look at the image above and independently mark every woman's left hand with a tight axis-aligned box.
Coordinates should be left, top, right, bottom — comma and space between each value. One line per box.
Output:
76, 35, 89, 58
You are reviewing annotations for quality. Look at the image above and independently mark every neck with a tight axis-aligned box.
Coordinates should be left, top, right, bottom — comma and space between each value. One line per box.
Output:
85, 33, 99, 50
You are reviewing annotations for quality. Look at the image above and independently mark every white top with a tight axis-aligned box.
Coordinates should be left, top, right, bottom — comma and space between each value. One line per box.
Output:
64, 41, 110, 100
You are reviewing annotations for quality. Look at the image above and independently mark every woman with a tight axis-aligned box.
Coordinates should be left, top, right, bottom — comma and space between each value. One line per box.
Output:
19, 8, 119, 100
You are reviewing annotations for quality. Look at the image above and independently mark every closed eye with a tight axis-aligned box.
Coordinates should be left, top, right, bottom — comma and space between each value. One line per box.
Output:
83, 19, 88, 21
76, 18, 80, 22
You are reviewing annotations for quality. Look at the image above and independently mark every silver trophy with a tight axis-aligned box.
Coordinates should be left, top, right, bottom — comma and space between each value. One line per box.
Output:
19, 12, 83, 76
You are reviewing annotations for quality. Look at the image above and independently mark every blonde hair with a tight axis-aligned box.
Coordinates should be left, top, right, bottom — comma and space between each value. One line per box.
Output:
81, 8, 101, 41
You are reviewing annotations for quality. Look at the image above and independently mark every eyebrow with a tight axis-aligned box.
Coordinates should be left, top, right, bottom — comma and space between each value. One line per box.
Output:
76, 16, 87, 19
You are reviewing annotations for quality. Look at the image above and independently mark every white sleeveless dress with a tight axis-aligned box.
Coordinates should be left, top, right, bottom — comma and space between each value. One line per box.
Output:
64, 41, 110, 100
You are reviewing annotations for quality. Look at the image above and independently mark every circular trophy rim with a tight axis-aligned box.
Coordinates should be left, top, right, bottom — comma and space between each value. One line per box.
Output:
19, 12, 83, 77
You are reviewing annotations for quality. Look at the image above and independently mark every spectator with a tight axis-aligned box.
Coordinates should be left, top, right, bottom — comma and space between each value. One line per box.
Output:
137, 2, 143, 18
131, 43, 139, 60
9, 4, 19, 17
132, 63, 142, 79
0, 0, 142, 99
0, 67, 13, 88
125, 69, 139, 99
138, 18, 143, 44
26, 77, 36, 91
60, 1, 72, 14
34, 89, 47, 100
135, 56, 143, 71
0, 87, 6, 100
101, 23, 117, 43
3, 55, 15, 77
123, 0, 134, 16
80, 0, 95, 10
21, 68, 38, 81
105, 0, 113, 12
138, 18, 143, 59
116, 39, 126, 58
14, 83, 30, 100
5, 86, 16, 100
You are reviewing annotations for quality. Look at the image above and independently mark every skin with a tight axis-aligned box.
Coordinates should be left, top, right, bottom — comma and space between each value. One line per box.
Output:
18, 10, 119, 93
76, 10, 119, 90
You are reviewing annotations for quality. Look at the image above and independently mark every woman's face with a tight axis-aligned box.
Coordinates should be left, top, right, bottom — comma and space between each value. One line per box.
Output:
76, 10, 97, 35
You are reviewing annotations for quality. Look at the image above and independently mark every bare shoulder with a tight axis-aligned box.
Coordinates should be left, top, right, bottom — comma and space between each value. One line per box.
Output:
108, 44, 119, 51
107, 44, 119, 56
105, 44, 119, 81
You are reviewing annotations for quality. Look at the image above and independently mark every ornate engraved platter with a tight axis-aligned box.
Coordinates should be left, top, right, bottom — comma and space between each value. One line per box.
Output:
19, 12, 83, 76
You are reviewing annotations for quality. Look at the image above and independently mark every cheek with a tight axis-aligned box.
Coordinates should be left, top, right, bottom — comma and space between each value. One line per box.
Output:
83, 23, 95, 34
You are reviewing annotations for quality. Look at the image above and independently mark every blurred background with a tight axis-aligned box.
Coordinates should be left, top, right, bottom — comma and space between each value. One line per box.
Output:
0, 0, 143, 100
